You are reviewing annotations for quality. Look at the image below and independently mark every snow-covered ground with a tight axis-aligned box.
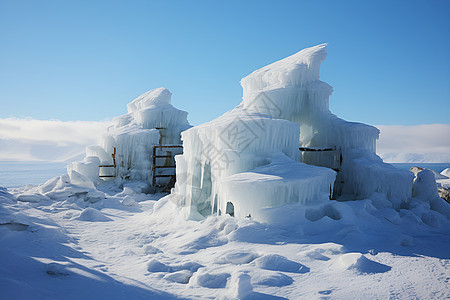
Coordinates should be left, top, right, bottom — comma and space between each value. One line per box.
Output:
1, 178, 449, 299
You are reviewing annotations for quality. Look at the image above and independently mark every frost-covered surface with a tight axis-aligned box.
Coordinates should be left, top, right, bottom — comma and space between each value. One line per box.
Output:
174, 106, 335, 218
1, 170, 449, 299
174, 44, 413, 219
69, 88, 190, 185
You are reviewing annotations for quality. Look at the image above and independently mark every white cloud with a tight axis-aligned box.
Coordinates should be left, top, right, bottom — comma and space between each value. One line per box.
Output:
0, 118, 448, 163
376, 124, 450, 163
0, 118, 110, 162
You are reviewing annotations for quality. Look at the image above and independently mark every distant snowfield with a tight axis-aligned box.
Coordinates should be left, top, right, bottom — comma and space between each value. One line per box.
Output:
0, 118, 448, 163
376, 124, 450, 163
1, 181, 449, 299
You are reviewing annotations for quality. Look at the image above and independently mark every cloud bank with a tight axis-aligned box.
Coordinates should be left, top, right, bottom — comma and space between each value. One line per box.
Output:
376, 124, 450, 163
0, 118, 448, 163
0, 118, 110, 162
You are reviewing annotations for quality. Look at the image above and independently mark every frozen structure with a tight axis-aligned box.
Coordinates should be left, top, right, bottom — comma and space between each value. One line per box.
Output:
171, 44, 414, 221
69, 88, 191, 187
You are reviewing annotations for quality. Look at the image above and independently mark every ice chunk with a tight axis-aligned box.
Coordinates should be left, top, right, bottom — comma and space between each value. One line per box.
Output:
68, 170, 95, 190
412, 169, 439, 199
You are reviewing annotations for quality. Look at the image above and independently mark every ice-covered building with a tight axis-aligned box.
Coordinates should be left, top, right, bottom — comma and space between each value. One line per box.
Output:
171, 44, 414, 221
69, 88, 191, 189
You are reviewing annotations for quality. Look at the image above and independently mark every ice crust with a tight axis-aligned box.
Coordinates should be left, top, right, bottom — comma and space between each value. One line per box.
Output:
173, 43, 414, 220
69, 88, 190, 184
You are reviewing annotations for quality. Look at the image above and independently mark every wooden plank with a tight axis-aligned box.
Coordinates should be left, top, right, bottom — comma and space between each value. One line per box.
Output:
154, 166, 176, 169
299, 147, 334, 152
153, 145, 183, 149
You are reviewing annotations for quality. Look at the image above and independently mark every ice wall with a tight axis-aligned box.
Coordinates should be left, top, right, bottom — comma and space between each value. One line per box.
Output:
174, 43, 413, 220
240, 43, 412, 206
173, 105, 336, 219
69, 87, 190, 185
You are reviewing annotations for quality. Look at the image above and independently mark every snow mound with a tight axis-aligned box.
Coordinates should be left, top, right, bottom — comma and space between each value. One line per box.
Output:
304, 250, 330, 261
332, 253, 391, 274
121, 195, 136, 206
17, 193, 49, 203
305, 203, 342, 222
146, 259, 203, 273
0, 188, 16, 204
146, 259, 171, 272
190, 268, 230, 289
76, 207, 112, 222
253, 254, 309, 273
163, 270, 192, 284
45, 262, 71, 276
251, 271, 294, 287
217, 251, 259, 265
143, 245, 162, 255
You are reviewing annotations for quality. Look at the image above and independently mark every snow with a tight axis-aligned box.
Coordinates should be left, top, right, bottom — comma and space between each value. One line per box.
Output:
1, 175, 449, 299
1, 44, 449, 299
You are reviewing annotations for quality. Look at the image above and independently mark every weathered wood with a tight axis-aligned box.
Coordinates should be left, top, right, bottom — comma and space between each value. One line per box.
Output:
152, 145, 183, 187
299, 147, 335, 152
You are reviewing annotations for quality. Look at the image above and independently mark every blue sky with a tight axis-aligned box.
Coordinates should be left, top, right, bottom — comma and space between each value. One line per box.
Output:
1, 0, 449, 126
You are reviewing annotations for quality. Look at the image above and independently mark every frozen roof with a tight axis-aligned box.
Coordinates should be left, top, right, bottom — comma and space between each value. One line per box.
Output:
241, 43, 327, 93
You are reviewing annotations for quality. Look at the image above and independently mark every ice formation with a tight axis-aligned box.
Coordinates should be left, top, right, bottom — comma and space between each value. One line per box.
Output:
172, 43, 414, 221
69, 88, 191, 187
